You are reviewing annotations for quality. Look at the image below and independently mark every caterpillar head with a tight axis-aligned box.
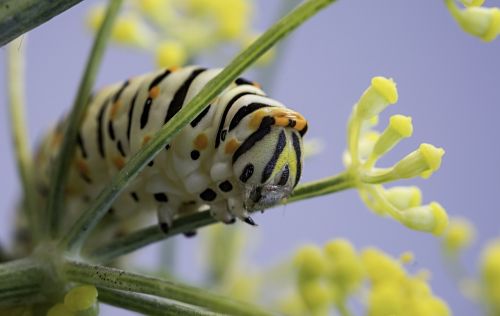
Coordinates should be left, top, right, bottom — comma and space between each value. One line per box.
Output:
230, 107, 307, 211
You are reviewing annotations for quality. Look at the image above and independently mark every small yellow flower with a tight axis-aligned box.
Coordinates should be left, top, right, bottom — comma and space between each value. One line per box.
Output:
64, 285, 98, 312
294, 245, 328, 281
324, 239, 364, 299
155, 41, 188, 68
361, 247, 405, 284
369, 115, 413, 163
446, 0, 500, 42
400, 202, 449, 235
355, 77, 398, 120
299, 280, 332, 315
392, 143, 445, 179
442, 217, 475, 254
480, 239, 500, 314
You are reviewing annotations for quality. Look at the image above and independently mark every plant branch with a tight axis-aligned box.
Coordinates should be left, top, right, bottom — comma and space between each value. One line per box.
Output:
89, 171, 353, 263
0, 0, 86, 47
0, 258, 45, 307
44, 0, 123, 240
64, 260, 275, 316
97, 287, 220, 316
5, 37, 39, 238
60, 0, 336, 254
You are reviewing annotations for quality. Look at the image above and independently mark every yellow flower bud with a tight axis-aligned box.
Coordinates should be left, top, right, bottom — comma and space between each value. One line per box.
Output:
392, 143, 445, 179
442, 217, 475, 253
447, 1, 500, 42
324, 240, 364, 298
361, 248, 405, 284
369, 115, 413, 162
212, 0, 252, 40
411, 296, 451, 316
155, 41, 188, 68
47, 304, 76, 316
384, 186, 422, 210
367, 282, 405, 316
480, 239, 500, 313
299, 280, 332, 314
401, 202, 449, 235
112, 15, 144, 45
294, 245, 328, 281
64, 285, 98, 312
355, 77, 398, 120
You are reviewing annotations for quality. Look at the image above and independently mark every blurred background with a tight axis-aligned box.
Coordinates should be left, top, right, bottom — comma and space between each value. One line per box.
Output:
1, 0, 499, 315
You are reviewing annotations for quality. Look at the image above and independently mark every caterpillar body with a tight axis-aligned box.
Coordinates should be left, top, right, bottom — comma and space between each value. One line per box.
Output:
35, 66, 307, 236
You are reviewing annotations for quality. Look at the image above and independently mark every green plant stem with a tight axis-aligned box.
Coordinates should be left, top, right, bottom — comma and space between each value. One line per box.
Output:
0, 258, 45, 306
87, 212, 215, 263
89, 171, 353, 263
44, 0, 123, 240
5, 37, 38, 238
60, 0, 336, 254
97, 287, 219, 316
287, 171, 354, 202
64, 260, 275, 316
0, 0, 86, 47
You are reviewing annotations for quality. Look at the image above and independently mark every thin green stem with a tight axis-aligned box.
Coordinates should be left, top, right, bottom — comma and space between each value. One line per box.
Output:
60, 0, 336, 254
89, 171, 354, 263
5, 36, 38, 239
44, 0, 123, 239
87, 212, 215, 263
0, 258, 45, 306
287, 171, 354, 203
64, 260, 275, 316
97, 287, 219, 316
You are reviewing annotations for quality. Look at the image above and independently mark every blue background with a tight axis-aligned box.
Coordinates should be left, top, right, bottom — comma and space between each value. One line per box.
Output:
1, 0, 499, 315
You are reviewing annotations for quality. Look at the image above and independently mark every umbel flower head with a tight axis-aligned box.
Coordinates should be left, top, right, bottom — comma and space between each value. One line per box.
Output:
284, 240, 450, 316
87, 0, 274, 68
445, 0, 500, 42
344, 76, 449, 235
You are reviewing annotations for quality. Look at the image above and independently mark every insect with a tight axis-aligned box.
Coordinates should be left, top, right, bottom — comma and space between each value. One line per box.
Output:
34, 66, 307, 236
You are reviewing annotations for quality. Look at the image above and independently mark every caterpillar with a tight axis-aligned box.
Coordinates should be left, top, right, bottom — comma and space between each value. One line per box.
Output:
34, 66, 307, 237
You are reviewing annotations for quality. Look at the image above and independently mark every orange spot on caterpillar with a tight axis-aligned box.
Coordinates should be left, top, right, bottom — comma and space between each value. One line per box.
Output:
193, 133, 208, 150
75, 159, 90, 175
225, 138, 239, 154
149, 86, 160, 99
249, 108, 308, 131
113, 157, 125, 170
110, 100, 122, 119
169, 66, 180, 72
252, 81, 261, 89
142, 135, 152, 146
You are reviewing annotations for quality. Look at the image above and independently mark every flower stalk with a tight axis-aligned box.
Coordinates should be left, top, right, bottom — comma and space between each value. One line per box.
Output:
44, 0, 124, 240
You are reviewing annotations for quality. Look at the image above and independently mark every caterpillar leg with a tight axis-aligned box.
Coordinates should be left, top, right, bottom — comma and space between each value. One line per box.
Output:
157, 204, 175, 234
210, 201, 235, 224
228, 197, 257, 226
178, 202, 201, 238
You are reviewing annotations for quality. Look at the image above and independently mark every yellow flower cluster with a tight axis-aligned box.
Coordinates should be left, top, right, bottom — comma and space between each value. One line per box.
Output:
281, 240, 449, 316
87, 0, 272, 68
47, 285, 98, 316
445, 0, 500, 42
480, 239, 500, 315
363, 248, 450, 316
344, 77, 449, 235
